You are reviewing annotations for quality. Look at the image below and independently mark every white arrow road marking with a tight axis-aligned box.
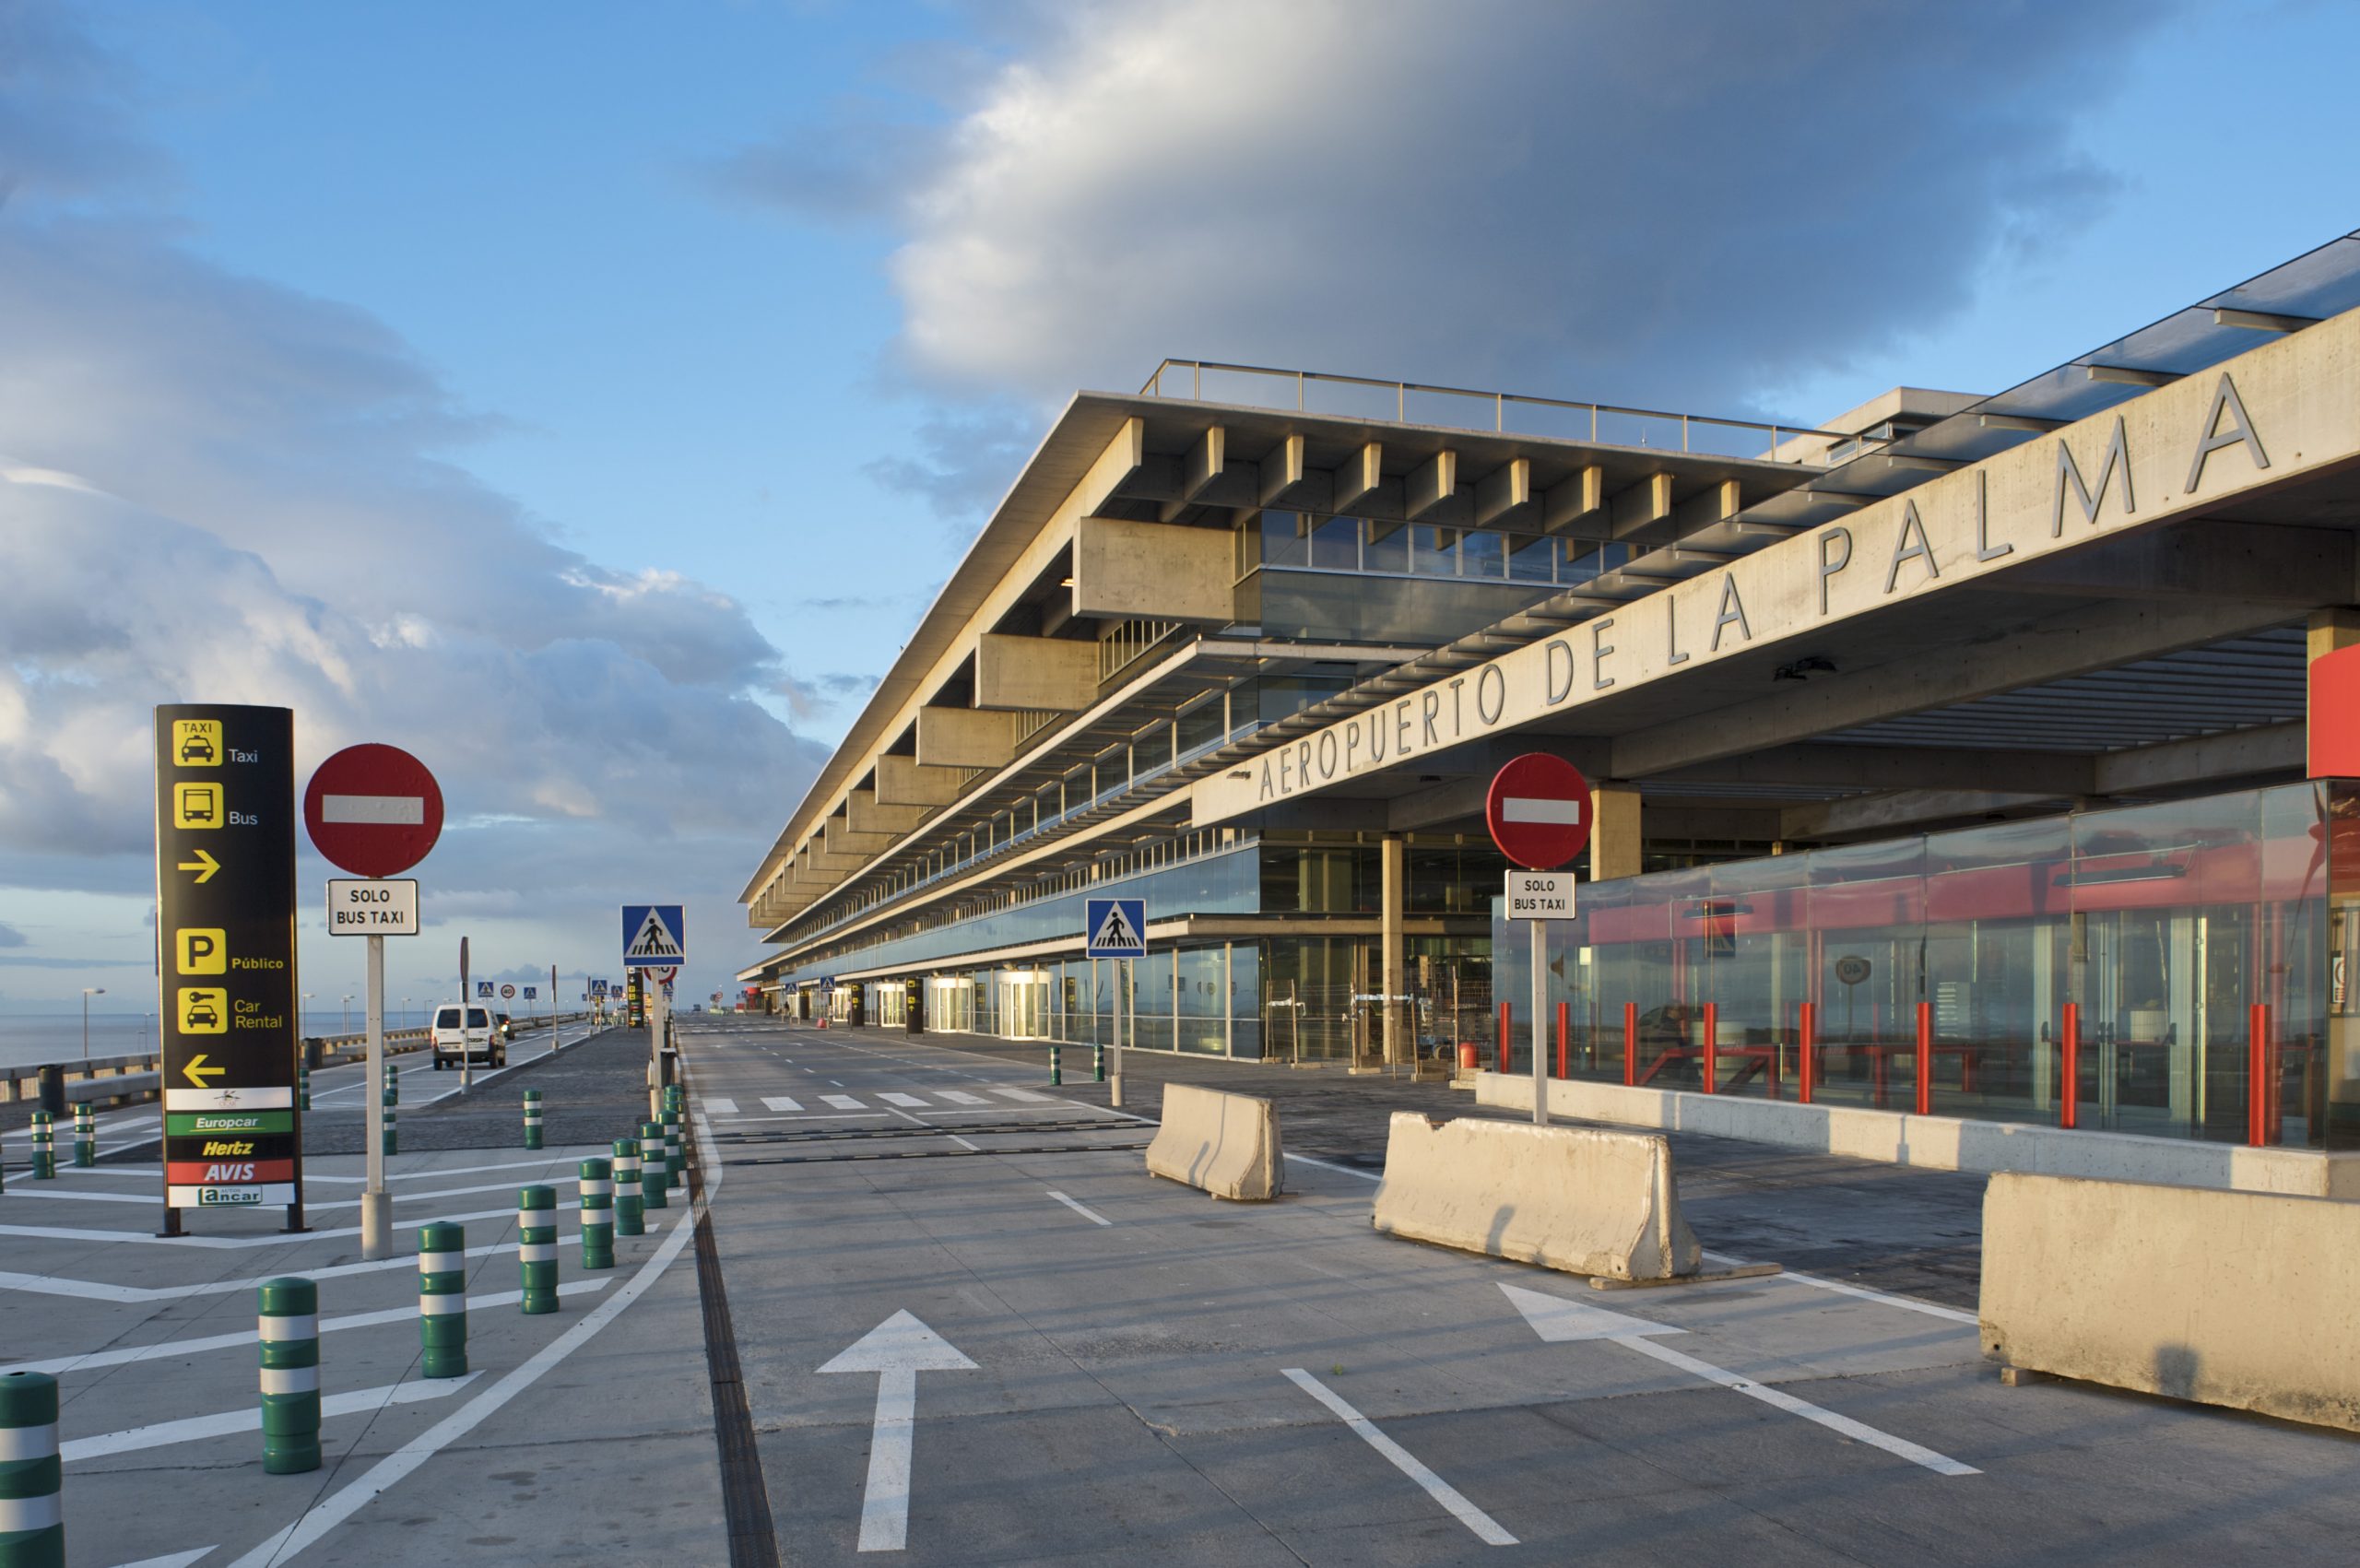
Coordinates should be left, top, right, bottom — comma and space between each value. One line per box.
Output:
1498, 1283, 1978, 1477
1282, 1369, 1516, 1546
818, 1310, 977, 1552
64, 1373, 481, 1462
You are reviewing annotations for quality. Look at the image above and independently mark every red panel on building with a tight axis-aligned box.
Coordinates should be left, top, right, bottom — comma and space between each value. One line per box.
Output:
2308, 643, 2360, 778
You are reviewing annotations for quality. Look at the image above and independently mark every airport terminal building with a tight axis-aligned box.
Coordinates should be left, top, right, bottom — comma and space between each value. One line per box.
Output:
741, 232, 2360, 1169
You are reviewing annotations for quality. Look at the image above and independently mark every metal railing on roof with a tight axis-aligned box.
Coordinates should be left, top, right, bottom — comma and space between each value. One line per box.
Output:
1138, 358, 1836, 462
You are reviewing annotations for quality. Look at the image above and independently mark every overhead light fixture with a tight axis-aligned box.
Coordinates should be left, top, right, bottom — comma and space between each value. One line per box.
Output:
1059, 576, 1075, 587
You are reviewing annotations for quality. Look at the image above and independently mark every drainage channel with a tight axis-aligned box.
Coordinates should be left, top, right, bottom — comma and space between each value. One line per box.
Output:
686, 1093, 784, 1568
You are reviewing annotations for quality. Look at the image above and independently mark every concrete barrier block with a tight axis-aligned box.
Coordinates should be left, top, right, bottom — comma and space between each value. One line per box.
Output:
1981, 1173, 2360, 1430
1145, 1083, 1283, 1200
1372, 1113, 1700, 1281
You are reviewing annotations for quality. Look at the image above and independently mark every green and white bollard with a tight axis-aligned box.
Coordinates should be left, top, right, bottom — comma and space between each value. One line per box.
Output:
71, 1106, 93, 1169
0, 1368, 64, 1567
663, 1106, 683, 1192
1048, 1044, 1062, 1087
523, 1088, 544, 1151
381, 1087, 397, 1157
299, 1061, 311, 1112
419, 1222, 466, 1379
612, 1138, 644, 1237
518, 1185, 558, 1314
638, 1123, 667, 1211
28, 1114, 53, 1181
1093, 1043, 1105, 1082
258, 1277, 321, 1475
579, 1159, 613, 1269
383, 1058, 398, 1106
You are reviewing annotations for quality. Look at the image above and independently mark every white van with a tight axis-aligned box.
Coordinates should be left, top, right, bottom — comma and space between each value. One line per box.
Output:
430, 1004, 504, 1069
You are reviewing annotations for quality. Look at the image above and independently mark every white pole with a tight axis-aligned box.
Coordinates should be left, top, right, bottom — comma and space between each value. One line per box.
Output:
1531, 915, 1551, 1126
360, 933, 391, 1258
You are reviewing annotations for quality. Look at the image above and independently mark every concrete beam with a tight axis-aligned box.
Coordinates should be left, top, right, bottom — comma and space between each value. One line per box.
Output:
1591, 784, 1642, 880
1386, 774, 1490, 832
845, 788, 930, 838
1997, 520, 2351, 602
2091, 720, 2304, 796
974, 632, 1100, 712
1779, 789, 2070, 843
915, 705, 1017, 770
1542, 465, 1605, 536
1647, 741, 2096, 797
1672, 477, 1742, 533
1475, 457, 1534, 529
1072, 515, 1234, 623
1611, 594, 2307, 779
1405, 450, 1458, 520
1259, 434, 1307, 507
875, 753, 968, 808
1331, 442, 1383, 514
1610, 472, 1673, 540
822, 817, 894, 859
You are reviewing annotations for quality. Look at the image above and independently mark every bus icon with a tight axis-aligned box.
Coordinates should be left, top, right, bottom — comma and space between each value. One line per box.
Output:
174, 783, 222, 829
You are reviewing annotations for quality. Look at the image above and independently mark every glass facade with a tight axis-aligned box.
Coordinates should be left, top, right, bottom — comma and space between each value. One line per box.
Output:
1493, 781, 2351, 1149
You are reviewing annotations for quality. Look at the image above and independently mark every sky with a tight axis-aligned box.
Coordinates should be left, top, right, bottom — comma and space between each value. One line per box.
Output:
3, 0, 2358, 1018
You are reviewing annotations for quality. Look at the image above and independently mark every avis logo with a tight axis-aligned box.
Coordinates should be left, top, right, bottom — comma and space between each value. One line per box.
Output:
201, 1161, 255, 1182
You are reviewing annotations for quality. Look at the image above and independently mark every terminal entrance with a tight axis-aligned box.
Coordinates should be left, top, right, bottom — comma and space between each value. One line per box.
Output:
997, 969, 1051, 1040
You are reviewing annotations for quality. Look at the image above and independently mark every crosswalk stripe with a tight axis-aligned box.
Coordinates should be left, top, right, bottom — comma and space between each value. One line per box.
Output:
820, 1094, 865, 1111
992, 1088, 1053, 1103
704, 1097, 739, 1114
879, 1092, 928, 1108
936, 1090, 989, 1105
761, 1096, 802, 1113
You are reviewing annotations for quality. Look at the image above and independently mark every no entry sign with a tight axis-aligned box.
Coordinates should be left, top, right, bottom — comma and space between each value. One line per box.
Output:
1485, 753, 1593, 870
303, 744, 443, 878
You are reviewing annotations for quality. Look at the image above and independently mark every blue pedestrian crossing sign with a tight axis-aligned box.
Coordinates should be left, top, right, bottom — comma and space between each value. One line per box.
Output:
622, 903, 687, 967
1085, 897, 1148, 958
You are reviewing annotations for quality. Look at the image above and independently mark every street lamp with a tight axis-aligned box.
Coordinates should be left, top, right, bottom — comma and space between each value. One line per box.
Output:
81, 987, 105, 1061
342, 995, 353, 1038
403, 996, 411, 1031
301, 992, 315, 1038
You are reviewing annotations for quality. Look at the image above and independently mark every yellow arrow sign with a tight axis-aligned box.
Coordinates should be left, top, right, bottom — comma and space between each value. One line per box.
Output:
181, 1054, 226, 1088
176, 849, 220, 885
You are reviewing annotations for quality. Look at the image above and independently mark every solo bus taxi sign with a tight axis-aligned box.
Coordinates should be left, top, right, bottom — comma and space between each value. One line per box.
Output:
327, 878, 419, 936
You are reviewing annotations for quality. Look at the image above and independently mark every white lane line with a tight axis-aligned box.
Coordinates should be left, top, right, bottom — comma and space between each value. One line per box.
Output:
879, 1092, 928, 1108
933, 1090, 989, 1106
1281, 1368, 1516, 1546
1613, 1335, 1979, 1476
1045, 1190, 1112, 1227
712, 1113, 877, 1125
829, 1079, 844, 1087
64, 1373, 483, 1462
0, 1200, 580, 1250
760, 1096, 803, 1113
990, 1088, 1052, 1103
223, 1111, 721, 1568
704, 1097, 740, 1115
302, 1156, 590, 1185
0, 1224, 643, 1303
6, 1279, 615, 1376
1701, 1250, 1977, 1326
107, 1547, 217, 1568
884, 1105, 978, 1151
821, 1094, 866, 1111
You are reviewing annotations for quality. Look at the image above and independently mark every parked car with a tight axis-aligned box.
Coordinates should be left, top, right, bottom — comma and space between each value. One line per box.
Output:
430, 1004, 504, 1069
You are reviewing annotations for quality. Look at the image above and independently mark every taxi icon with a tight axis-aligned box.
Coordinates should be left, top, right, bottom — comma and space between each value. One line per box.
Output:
179, 732, 217, 765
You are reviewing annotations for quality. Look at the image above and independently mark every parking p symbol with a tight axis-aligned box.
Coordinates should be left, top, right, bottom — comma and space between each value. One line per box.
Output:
177, 927, 228, 974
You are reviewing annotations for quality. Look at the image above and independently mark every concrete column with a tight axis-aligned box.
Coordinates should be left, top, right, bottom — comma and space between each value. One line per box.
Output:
1381, 834, 1406, 1066
1590, 784, 1644, 882
2307, 607, 2360, 686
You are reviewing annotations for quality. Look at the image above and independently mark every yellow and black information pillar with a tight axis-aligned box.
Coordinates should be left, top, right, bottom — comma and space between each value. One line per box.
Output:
627, 971, 646, 1029
153, 704, 305, 1234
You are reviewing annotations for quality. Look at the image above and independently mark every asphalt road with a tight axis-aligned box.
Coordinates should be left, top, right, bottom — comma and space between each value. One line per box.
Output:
681, 1018, 2360, 1568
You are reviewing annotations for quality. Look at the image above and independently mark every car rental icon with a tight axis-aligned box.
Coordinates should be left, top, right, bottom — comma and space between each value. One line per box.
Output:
184, 995, 221, 1029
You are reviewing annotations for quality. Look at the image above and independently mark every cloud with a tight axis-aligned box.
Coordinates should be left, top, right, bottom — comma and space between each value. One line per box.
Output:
723, 0, 2163, 423
0, 921, 25, 949
0, 5, 830, 993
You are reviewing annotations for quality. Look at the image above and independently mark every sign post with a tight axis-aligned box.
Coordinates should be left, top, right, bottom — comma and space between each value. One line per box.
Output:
1486, 753, 1593, 1128
1085, 898, 1147, 1108
459, 936, 472, 1092
623, 905, 686, 1111
304, 742, 443, 1259
154, 704, 305, 1235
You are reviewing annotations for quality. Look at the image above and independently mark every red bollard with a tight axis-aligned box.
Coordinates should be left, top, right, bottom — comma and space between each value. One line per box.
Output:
1915, 1001, 1933, 1117
1622, 1002, 1638, 1086
1555, 1001, 1570, 1079
2248, 1003, 2274, 1147
1496, 1002, 1511, 1074
1798, 1002, 1816, 1104
1702, 1002, 1718, 1093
